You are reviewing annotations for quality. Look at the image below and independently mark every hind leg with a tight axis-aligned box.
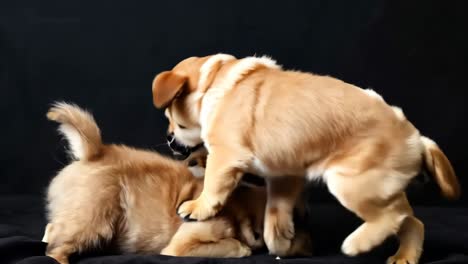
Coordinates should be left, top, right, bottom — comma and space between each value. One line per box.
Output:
162, 237, 251, 258
44, 222, 77, 264
326, 170, 412, 256
340, 204, 408, 256
45, 198, 117, 264
387, 201, 424, 264
42, 223, 75, 263
45, 218, 114, 264
46, 241, 75, 264
161, 219, 251, 257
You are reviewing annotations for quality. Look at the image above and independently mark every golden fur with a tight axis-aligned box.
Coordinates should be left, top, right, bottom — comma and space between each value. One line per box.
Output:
152, 54, 461, 264
43, 103, 311, 264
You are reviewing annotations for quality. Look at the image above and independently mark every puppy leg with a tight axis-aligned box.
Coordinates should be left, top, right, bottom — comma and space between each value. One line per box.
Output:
238, 218, 264, 249
45, 209, 116, 263
177, 146, 246, 220
339, 192, 411, 257
163, 238, 251, 258
46, 222, 114, 264
326, 169, 413, 257
44, 222, 77, 264
264, 177, 305, 256
47, 242, 75, 264
161, 220, 251, 257
387, 214, 424, 264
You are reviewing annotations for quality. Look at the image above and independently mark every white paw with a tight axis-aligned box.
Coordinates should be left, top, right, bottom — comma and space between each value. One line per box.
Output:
341, 230, 372, 256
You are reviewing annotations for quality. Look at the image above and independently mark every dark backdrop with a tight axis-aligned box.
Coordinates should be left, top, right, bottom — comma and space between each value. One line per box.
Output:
1, 0, 467, 206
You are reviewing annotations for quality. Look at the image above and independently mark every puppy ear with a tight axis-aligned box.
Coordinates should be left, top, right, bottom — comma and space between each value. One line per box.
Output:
152, 71, 187, 108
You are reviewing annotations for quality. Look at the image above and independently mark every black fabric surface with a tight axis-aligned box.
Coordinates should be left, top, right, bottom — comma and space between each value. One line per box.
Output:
1, 0, 467, 201
1, 0, 468, 263
1, 195, 468, 264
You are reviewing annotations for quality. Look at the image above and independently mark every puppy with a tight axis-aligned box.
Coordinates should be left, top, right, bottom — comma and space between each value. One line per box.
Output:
43, 102, 311, 263
43, 103, 314, 264
151, 54, 461, 264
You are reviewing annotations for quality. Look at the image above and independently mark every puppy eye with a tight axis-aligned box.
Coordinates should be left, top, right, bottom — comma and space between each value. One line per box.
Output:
178, 124, 187, 129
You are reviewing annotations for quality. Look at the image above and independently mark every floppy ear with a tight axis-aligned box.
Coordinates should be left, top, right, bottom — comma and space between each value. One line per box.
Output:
152, 71, 187, 108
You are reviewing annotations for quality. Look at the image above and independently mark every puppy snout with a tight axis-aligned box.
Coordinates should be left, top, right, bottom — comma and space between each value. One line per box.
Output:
166, 133, 175, 143
166, 135, 191, 158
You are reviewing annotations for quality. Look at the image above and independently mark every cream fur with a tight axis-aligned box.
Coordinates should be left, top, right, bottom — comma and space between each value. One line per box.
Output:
188, 165, 205, 178
198, 53, 236, 90
199, 56, 281, 149
392, 106, 406, 120
152, 54, 460, 263
44, 103, 311, 264
58, 124, 85, 160
364, 88, 384, 101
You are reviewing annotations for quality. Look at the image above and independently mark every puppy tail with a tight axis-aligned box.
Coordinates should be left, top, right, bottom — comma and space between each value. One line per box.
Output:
47, 102, 102, 161
421, 136, 461, 200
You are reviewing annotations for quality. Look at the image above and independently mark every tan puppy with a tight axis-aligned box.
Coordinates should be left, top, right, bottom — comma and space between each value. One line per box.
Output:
152, 54, 461, 264
43, 103, 312, 264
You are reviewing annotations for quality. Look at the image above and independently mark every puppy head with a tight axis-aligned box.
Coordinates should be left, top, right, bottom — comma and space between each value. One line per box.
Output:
184, 152, 208, 178
153, 54, 236, 157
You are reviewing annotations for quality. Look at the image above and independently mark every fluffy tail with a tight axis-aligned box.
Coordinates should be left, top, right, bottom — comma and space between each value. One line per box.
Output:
421, 136, 461, 200
47, 102, 102, 161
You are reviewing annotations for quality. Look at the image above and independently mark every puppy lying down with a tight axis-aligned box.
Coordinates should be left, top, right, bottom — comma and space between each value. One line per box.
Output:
42, 103, 311, 264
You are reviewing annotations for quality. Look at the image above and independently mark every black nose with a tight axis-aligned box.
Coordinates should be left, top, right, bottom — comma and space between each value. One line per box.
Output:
167, 135, 190, 158
167, 133, 174, 143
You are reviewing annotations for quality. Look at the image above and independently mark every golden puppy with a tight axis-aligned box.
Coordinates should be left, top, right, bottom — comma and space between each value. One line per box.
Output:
151, 54, 461, 264
43, 103, 312, 264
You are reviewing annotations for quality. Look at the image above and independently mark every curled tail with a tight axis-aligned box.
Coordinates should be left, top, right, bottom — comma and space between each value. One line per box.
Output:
421, 136, 461, 200
47, 102, 102, 161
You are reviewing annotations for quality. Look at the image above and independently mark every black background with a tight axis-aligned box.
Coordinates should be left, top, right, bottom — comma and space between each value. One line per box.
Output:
1, 0, 467, 205
1, 1, 468, 263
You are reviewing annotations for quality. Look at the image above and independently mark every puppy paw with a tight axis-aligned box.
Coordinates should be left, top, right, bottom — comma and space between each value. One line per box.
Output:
240, 225, 264, 249
386, 255, 417, 264
264, 209, 294, 256
341, 229, 373, 256
237, 243, 252, 257
177, 196, 218, 221
47, 251, 70, 264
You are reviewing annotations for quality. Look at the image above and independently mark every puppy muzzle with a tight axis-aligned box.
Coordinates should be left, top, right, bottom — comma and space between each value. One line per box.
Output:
167, 133, 203, 160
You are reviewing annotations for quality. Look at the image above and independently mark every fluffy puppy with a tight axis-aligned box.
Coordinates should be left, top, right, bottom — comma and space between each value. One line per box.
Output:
43, 103, 311, 264
151, 54, 461, 264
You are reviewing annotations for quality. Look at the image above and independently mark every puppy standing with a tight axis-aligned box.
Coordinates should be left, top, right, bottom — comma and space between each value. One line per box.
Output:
152, 54, 460, 264
44, 103, 302, 263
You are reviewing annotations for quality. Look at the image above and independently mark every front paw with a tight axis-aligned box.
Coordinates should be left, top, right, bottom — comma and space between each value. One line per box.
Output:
177, 196, 218, 221
387, 255, 417, 264
264, 210, 295, 256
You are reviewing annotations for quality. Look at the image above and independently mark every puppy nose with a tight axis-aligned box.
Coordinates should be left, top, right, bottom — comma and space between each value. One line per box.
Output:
166, 133, 174, 142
